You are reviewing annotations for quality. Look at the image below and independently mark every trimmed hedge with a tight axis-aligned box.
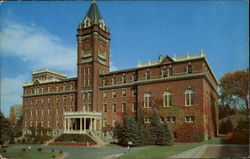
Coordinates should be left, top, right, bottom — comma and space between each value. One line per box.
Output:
54, 134, 96, 144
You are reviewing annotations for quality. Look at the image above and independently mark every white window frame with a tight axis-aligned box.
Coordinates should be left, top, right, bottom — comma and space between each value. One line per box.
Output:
144, 93, 152, 108
163, 91, 172, 107
185, 89, 194, 106
185, 116, 195, 123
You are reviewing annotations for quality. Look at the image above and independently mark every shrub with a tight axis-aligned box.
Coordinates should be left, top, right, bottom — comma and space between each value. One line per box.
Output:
51, 149, 55, 152
59, 150, 63, 154
2, 149, 7, 153
51, 155, 55, 158
38, 148, 42, 151
22, 148, 26, 152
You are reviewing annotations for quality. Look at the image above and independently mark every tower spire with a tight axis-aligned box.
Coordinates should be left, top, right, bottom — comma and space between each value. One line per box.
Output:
78, 0, 108, 32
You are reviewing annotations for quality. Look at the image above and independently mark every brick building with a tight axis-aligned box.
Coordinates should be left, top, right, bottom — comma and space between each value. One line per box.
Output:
22, 1, 219, 142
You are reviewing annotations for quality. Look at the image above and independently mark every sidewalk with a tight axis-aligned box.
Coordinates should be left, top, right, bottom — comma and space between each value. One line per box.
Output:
167, 144, 208, 158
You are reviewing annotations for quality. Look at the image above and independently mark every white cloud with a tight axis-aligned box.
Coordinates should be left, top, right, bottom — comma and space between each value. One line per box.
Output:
0, 74, 28, 117
0, 21, 76, 72
0, 20, 77, 116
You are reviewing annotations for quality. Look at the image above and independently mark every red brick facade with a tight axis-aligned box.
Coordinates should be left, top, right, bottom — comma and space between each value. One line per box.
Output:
22, 2, 219, 141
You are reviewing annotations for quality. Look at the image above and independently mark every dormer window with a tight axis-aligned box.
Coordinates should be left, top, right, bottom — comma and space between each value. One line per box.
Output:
99, 19, 105, 30
84, 17, 91, 28
161, 68, 168, 78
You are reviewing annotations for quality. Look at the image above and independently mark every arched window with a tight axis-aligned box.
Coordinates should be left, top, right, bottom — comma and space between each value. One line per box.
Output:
185, 89, 194, 106
163, 91, 172, 107
144, 93, 152, 108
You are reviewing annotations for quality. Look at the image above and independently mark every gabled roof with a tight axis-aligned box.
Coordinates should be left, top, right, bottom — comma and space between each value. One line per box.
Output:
161, 55, 174, 64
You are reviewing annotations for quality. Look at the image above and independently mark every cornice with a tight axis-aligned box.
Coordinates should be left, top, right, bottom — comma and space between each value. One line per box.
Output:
99, 73, 217, 93
23, 90, 77, 98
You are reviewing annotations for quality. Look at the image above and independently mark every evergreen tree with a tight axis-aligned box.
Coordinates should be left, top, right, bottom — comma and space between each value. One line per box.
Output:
160, 121, 174, 145
150, 109, 162, 145
114, 115, 145, 146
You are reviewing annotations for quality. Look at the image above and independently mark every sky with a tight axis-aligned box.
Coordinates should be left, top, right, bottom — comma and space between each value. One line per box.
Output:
0, 0, 248, 117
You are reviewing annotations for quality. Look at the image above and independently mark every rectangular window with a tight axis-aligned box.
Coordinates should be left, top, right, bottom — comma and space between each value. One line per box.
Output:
122, 75, 126, 83
185, 116, 195, 122
112, 103, 117, 112
70, 95, 73, 102
144, 117, 151, 123
103, 104, 107, 113
56, 96, 59, 103
63, 96, 66, 102
30, 121, 33, 127
112, 77, 116, 85
132, 103, 137, 112
112, 118, 116, 127
48, 97, 50, 104
122, 89, 126, 97
41, 97, 44, 104
187, 65, 192, 74
132, 89, 137, 97
112, 91, 116, 98
88, 92, 92, 99
48, 121, 50, 127
168, 68, 173, 76
103, 92, 107, 99
122, 103, 126, 112
48, 86, 51, 92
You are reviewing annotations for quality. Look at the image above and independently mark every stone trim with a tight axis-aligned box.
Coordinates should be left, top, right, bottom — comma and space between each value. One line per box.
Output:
99, 73, 217, 92
23, 90, 77, 97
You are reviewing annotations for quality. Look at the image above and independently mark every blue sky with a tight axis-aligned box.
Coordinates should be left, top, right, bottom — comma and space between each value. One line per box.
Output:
0, 0, 248, 117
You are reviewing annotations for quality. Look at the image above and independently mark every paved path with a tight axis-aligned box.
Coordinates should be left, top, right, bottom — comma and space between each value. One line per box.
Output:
167, 144, 249, 158
200, 144, 249, 158
167, 144, 208, 158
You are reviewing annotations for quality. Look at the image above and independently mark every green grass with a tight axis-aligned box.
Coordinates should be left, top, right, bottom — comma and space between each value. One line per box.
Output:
116, 139, 222, 159
3, 150, 57, 159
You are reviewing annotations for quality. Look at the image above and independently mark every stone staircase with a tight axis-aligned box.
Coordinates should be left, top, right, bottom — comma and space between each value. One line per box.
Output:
87, 131, 107, 146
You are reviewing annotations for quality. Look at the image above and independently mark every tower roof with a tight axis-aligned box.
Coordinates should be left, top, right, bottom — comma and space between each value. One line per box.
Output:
84, 1, 102, 25
78, 1, 108, 32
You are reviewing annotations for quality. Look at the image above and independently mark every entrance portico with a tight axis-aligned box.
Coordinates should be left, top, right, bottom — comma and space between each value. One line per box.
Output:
64, 111, 102, 134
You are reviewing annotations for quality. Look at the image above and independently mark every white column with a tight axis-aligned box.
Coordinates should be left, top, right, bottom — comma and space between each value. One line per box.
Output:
80, 117, 82, 133
90, 118, 92, 130
94, 118, 97, 130
84, 117, 86, 132
67, 118, 70, 132
64, 118, 66, 132
100, 118, 102, 130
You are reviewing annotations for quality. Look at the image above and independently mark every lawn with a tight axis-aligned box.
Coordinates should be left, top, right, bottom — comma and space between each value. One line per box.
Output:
2, 150, 58, 159
116, 139, 222, 159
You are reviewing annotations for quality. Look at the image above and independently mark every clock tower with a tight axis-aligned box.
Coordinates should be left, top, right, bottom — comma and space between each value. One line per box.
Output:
76, 1, 110, 112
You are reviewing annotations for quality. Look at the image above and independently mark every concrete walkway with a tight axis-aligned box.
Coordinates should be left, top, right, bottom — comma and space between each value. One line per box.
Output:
167, 144, 249, 158
167, 144, 208, 158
